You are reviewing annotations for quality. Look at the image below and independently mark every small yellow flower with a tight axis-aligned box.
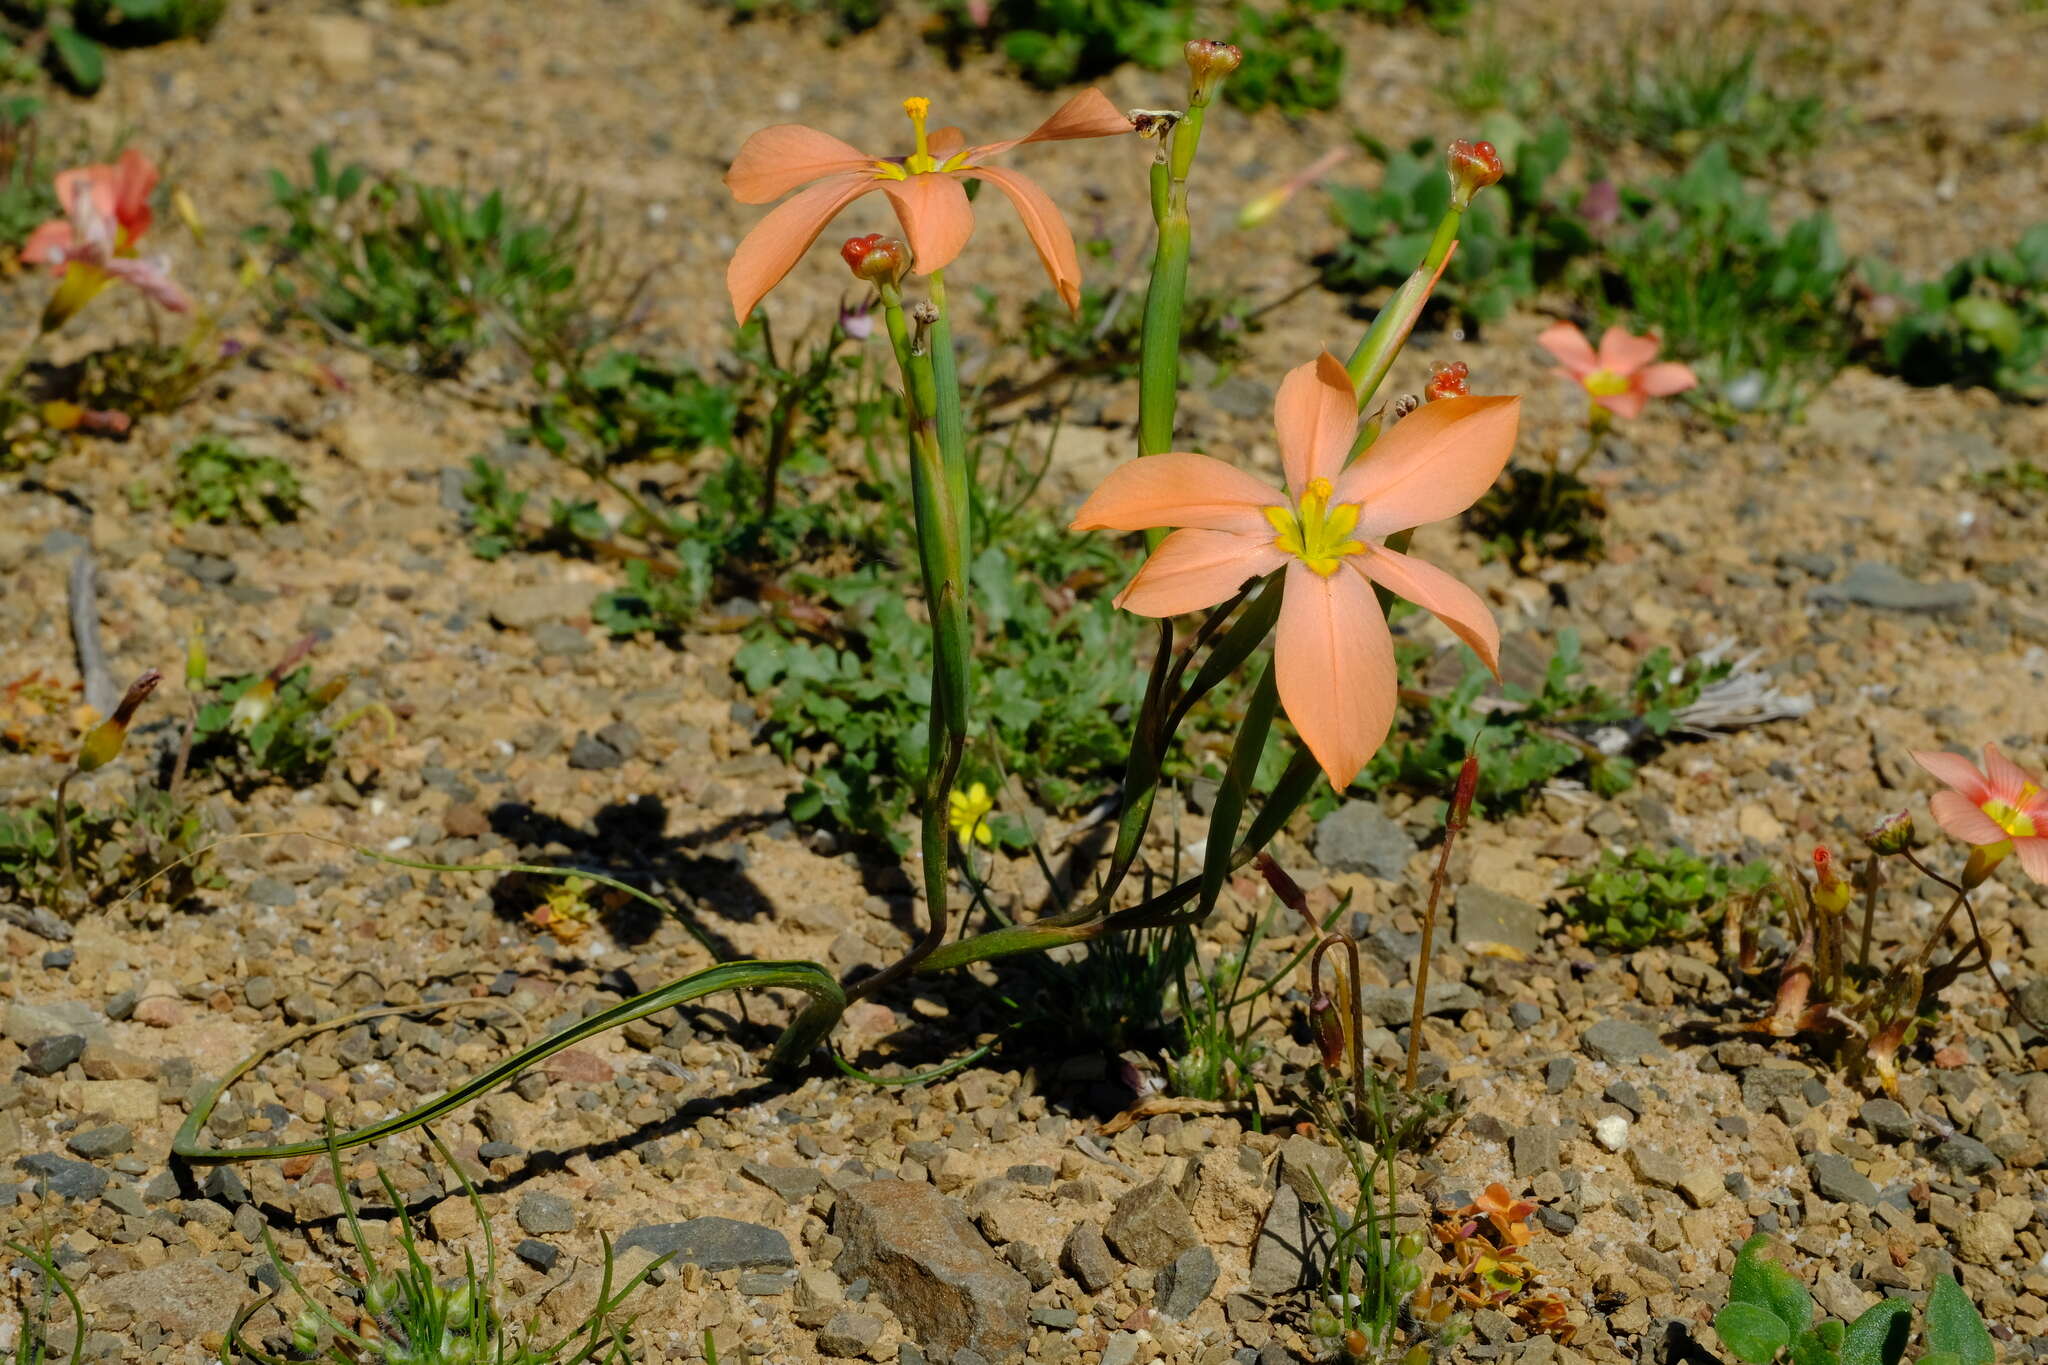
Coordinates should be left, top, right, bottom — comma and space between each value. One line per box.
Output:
948, 782, 996, 847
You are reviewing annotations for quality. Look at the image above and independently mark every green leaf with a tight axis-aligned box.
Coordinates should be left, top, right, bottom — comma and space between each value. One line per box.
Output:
1924, 1275, 1993, 1365
1729, 1236, 1814, 1335
1840, 1298, 1912, 1365
1715, 1303, 1792, 1365
49, 27, 106, 93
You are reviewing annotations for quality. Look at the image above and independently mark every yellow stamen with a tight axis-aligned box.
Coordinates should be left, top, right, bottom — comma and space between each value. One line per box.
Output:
903, 96, 936, 173
1583, 368, 1630, 397
1264, 476, 1367, 577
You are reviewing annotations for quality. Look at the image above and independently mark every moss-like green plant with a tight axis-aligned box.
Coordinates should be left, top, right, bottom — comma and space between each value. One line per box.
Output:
1564, 844, 1772, 950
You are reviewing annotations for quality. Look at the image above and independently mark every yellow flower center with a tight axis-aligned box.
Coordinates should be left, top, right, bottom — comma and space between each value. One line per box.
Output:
1263, 477, 1366, 577
1984, 783, 2040, 839
875, 96, 973, 181
1583, 368, 1630, 397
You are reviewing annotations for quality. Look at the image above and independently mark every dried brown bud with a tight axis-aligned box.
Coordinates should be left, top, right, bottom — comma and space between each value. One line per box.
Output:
1254, 851, 1307, 917
1184, 40, 1242, 103
1446, 138, 1504, 211
1309, 991, 1345, 1071
1128, 109, 1183, 142
76, 669, 162, 773
1864, 810, 1915, 856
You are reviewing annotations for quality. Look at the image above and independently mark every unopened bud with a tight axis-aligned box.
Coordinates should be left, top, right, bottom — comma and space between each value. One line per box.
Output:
840, 233, 909, 287
1184, 40, 1242, 104
1961, 843, 2008, 890
76, 669, 162, 772
172, 187, 204, 245
1425, 361, 1470, 402
310, 674, 349, 707
1448, 752, 1480, 831
1254, 851, 1307, 916
1812, 847, 1852, 914
1865, 810, 1915, 855
184, 625, 208, 689
1309, 991, 1345, 1071
1446, 138, 1503, 211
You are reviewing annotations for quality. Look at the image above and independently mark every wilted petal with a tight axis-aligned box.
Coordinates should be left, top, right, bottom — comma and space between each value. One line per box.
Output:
882, 173, 976, 274
1114, 529, 1285, 617
1930, 791, 2010, 846
1272, 350, 1357, 497
1596, 326, 1660, 376
1071, 452, 1280, 535
104, 254, 189, 312
1276, 562, 1397, 789
971, 166, 1083, 311
725, 173, 879, 322
1912, 749, 1991, 806
725, 124, 875, 204
1338, 395, 1520, 538
1353, 546, 1499, 676
1536, 321, 1598, 377
1637, 362, 1697, 397
966, 87, 1132, 161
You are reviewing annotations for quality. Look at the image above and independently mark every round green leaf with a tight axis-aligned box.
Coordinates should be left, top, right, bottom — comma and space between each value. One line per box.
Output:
1716, 1302, 1793, 1365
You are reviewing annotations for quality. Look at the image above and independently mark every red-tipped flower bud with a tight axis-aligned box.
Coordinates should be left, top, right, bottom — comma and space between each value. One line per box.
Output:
1864, 810, 1915, 856
1812, 846, 1852, 914
1309, 990, 1346, 1072
1254, 851, 1307, 917
1184, 40, 1242, 103
1448, 752, 1480, 832
1425, 361, 1470, 402
840, 234, 909, 287
76, 669, 162, 773
1446, 139, 1503, 211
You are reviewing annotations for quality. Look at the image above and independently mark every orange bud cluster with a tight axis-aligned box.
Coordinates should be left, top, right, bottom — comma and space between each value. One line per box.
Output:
839, 233, 909, 286
1425, 361, 1471, 402
1447, 139, 1503, 210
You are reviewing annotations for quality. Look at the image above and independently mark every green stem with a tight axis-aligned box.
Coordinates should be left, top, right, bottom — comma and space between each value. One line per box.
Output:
925, 270, 972, 590
1195, 659, 1279, 921
1344, 204, 1462, 414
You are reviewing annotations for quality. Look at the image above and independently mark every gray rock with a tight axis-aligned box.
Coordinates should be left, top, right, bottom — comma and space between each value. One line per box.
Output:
1628, 1146, 1684, 1192
518, 1192, 575, 1235
65, 1125, 132, 1159
1103, 1333, 1142, 1365
1808, 1153, 1880, 1207
1858, 1097, 1915, 1144
515, 1239, 559, 1271
24, 1033, 85, 1076
534, 623, 594, 657
742, 1159, 822, 1203
1250, 1184, 1324, 1294
1933, 1136, 2000, 1178
1810, 562, 1973, 614
1314, 803, 1417, 880
567, 731, 622, 770
818, 1310, 883, 1358
739, 1269, 798, 1296
1155, 1245, 1219, 1319
833, 1180, 1029, 1363
1060, 1221, 1118, 1293
1030, 1307, 1080, 1329
596, 721, 642, 760
1104, 1179, 1201, 1268
616, 1217, 793, 1271
243, 976, 279, 1011
17, 1153, 108, 1200
1455, 886, 1544, 957
1357, 983, 1483, 1027
0, 902, 72, 942
247, 877, 297, 907
1513, 1126, 1561, 1180
1579, 1018, 1665, 1065
93, 1258, 241, 1340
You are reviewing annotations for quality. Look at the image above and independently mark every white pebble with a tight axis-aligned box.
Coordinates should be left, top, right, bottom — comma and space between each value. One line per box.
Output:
1595, 1114, 1629, 1152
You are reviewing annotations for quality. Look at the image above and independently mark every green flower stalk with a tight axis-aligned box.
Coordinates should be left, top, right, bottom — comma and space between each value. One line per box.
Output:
57, 667, 161, 887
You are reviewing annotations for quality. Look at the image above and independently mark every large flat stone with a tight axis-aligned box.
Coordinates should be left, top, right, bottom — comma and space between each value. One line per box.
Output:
613, 1217, 792, 1271
834, 1179, 1030, 1363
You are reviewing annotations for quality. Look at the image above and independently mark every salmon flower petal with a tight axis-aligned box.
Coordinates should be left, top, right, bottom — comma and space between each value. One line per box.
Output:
1114, 528, 1288, 616
1596, 326, 1660, 376
1071, 452, 1279, 535
1637, 362, 1698, 397
1911, 749, 1992, 806
1277, 562, 1397, 789
102, 253, 190, 312
965, 87, 1131, 162
725, 124, 874, 204
1982, 743, 2038, 803
1929, 791, 2012, 846
2018, 838, 2048, 884
1354, 545, 1500, 676
725, 173, 880, 323
1536, 321, 1598, 378
971, 165, 1083, 311
1338, 394, 1522, 539
1273, 351, 1358, 497
21, 219, 75, 269
882, 173, 976, 276
1593, 388, 1649, 420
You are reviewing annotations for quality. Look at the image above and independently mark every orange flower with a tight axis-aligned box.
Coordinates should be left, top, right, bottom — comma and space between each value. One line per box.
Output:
1912, 743, 2048, 885
21, 149, 188, 325
1537, 321, 1695, 419
724, 91, 1131, 322
1072, 352, 1519, 788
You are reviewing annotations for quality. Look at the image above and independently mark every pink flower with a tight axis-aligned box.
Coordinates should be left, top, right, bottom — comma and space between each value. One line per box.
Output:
1536, 321, 1695, 419
1072, 352, 1520, 788
724, 91, 1131, 323
1912, 743, 2048, 884
22, 149, 188, 325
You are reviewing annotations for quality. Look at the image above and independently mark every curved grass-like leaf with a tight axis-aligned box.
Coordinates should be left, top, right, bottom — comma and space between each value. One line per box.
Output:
173, 959, 843, 1165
